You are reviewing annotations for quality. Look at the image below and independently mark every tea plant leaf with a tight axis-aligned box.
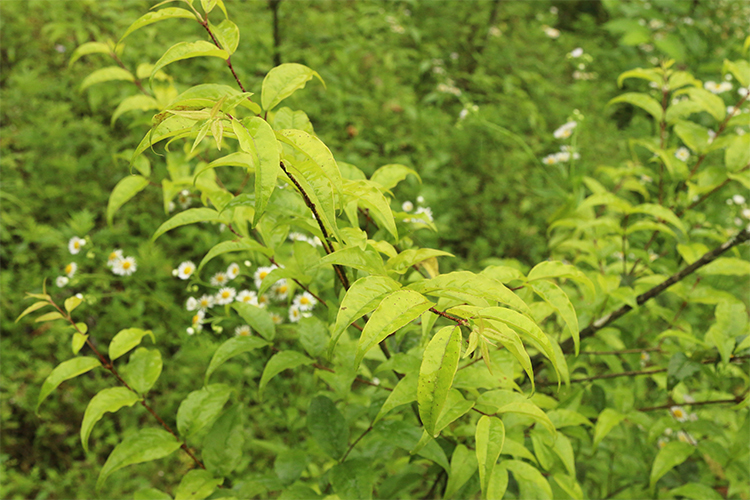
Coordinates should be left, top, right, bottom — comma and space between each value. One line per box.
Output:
501, 460, 553, 500
331, 459, 374, 500
240, 117, 278, 225
193, 152, 257, 180
97, 428, 182, 490
37, 357, 101, 413
119, 7, 197, 42
81, 387, 141, 453
475, 415, 505, 496
261, 63, 324, 112
356, 290, 434, 368
530, 280, 579, 355
150, 41, 228, 83
527, 261, 596, 295
107, 175, 150, 225
205, 336, 268, 384
369, 163, 421, 191
68, 41, 112, 67
16, 301, 50, 323
111, 95, 160, 125
374, 373, 418, 424
418, 326, 461, 437
109, 328, 154, 361
496, 402, 556, 436
176, 384, 232, 438
725, 134, 750, 172
209, 19, 239, 55
121, 348, 162, 395
593, 408, 625, 448
316, 246, 387, 277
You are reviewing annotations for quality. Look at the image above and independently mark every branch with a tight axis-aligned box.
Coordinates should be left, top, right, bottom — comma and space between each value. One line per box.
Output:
638, 394, 745, 412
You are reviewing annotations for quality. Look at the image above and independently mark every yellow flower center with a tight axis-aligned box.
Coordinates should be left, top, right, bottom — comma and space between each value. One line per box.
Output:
243, 296, 252, 302
122, 261, 131, 270
65, 264, 73, 274
260, 272, 268, 279
192, 315, 200, 324
184, 266, 192, 274
200, 300, 209, 307
279, 285, 287, 294
109, 252, 118, 261
222, 291, 230, 299
300, 297, 310, 305
674, 409, 683, 418
74, 241, 81, 249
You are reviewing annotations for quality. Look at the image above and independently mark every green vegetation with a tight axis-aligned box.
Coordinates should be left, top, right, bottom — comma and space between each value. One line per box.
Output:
2, 1, 749, 499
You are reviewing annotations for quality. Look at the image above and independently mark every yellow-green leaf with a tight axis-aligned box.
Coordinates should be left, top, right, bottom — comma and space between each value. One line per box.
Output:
418, 326, 461, 437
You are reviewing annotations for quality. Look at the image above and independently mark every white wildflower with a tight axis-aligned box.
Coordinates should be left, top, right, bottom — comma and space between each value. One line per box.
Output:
234, 325, 252, 337
236, 290, 258, 306
270, 312, 284, 325
488, 26, 501, 37
112, 256, 137, 276
272, 279, 290, 300
412, 206, 434, 223
542, 154, 558, 165
543, 25, 560, 38
64, 262, 77, 278
675, 147, 690, 161
657, 437, 668, 449
177, 261, 195, 280
719, 81, 733, 93
670, 406, 689, 422
739, 87, 749, 97
307, 236, 322, 247
226, 262, 240, 280
68, 236, 86, 255
288, 232, 308, 242
553, 121, 577, 139
569, 47, 584, 58
215, 287, 236, 305
554, 151, 571, 162
191, 310, 204, 333
197, 294, 215, 311
210, 272, 229, 287
254, 265, 277, 289
186, 327, 195, 335
677, 431, 697, 446
417, 196, 425, 204
293, 292, 318, 312
733, 194, 746, 205
186, 297, 198, 311
288, 305, 302, 323
56, 276, 69, 288
402, 201, 414, 212
178, 190, 191, 209
257, 294, 270, 309
742, 208, 750, 219
648, 19, 664, 29
106, 249, 123, 268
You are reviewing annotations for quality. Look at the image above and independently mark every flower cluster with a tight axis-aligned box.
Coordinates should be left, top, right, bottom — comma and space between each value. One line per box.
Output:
401, 196, 434, 224
704, 80, 733, 94
657, 427, 697, 449
56, 238, 137, 288
542, 145, 580, 165
106, 249, 137, 276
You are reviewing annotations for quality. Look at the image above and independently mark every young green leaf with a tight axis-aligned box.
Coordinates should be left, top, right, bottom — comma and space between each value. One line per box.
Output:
193, 152, 257, 180
495, 402, 556, 436
443, 444, 478, 499
316, 246, 387, 277
649, 441, 695, 488
81, 387, 141, 453
232, 302, 276, 341
307, 395, 348, 459
121, 348, 162, 395
608, 92, 663, 121
500, 460, 553, 500
386, 248, 453, 274
681, 87, 726, 122
111, 95, 160, 125
529, 280, 579, 354
16, 301, 50, 323
475, 415, 505, 496
97, 428, 182, 490
209, 19, 240, 55
526, 261, 595, 295
64, 295, 83, 314
133, 488, 172, 500
80, 67, 135, 91
176, 384, 232, 438
72, 333, 88, 355
204, 336, 268, 384
356, 290, 434, 368
258, 351, 313, 400
369, 163, 421, 191
34, 311, 64, 323
552, 433, 575, 476
107, 175, 150, 225
261, 63, 324, 112
68, 41, 113, 67
37, 357, 101, 413
152, 208, 227, 241
418, 326, 461, 437
119, 7, 197, 42
174, 469, 223, 500
725, 134, 750, 172
108, 328, 154, 361
203, 405, 244, 477
668, 483, 725, 500
150, 41, 228, 83
373, 373, 418, 424
240, 117, 278, 225
593, 408, 625, 448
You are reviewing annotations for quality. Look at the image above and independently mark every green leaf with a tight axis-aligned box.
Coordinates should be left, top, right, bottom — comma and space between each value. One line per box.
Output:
34, 311, 64, 323
356, 290, 434, 368
80, 67, 134, 91
119, 7, 197, 42
649, 441, 695, 488
152, 208, 226, 241
578, 192, 633, 213
500, 460, 553, 500
527, 261, 596, 296
81, 387, 140, 453
387, 248, 453, 274
232, 302, 276, 341
546, 409, 593, 429
16, 301, 50, 323
133, 488, 173, 500
374, 373, 418, 424
209, 19, 239, 55
259, 351, 312, 400
552, 474, 584, 500
418, 326, 461, 437
705, 301, 745, 363
369, 163, 421, 191
530, 280, 579, 355
298, 316, 328, 358
674, 120, 710, 154
682, 87, 726, 122
150, 41, 228, 83
475, 416, 505, 496
37, 357, 101, 413
483, 324, 535, 390
342, 179, 398, 240
487, 466, 509, 500
667, 352, 701, 390
275, 449, 309, 486
307, 395, 348, 459
496, 402, 556, 436
553, 433, 575, 476
665, 99, 706, 124
112, 95, 160, 125
107, 175, 150, 225
277, 129, 342, 195
616, 67, 662, 87
434, 390, 475, 434
121, 348, 162, 395
193, 152, 257, 180
68, 41, 112, 67
608, 92, 663, 121
329, 275, 402, 356
669, 483, 725, 500
417, 271, 531, 315
444, 444, 478, 499
72, 333, 88, 355
723, 59, 750, 87
198, 239, 271, 273
109, 328, 154, 361
316, 246, 386, 277
331, 459, 375, 500
97, 428, 182, 490
593, 408, 625, 448
204, 336, 268, 384
202, 404, 244, 477
241, 117, 279, 225
63, 295, 82, 314
176, 384, 232, 438
174, 469, 223, 500
725, 134, 750, 172
628, 203, 685, 233
261, 63, 324, 112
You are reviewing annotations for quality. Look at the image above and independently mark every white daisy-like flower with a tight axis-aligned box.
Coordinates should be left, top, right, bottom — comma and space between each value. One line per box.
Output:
106, 249, 123, 268
197, 294, 215, 311
412, 206, 434, 223
244, 260, 252, 267
257, 294, 270, 309
664, 427, 673, 436
215, 287, 236, 305
675, 147, 690, 161
554, 151, 571, 162
226, 262, 240, 280
739, 87, 749, 98
177, 261, 196, 280
113, 256, 137, 276
234, 325, 252, 337
733, 194, 746, 205
677, 431, 697, 446
542, 154, 558, 165
489, 26, 501, 37
569, 47, 584, 58
288, 232, 308, 242
402, 201, 414, 212
416, 196, 425, 204
727, 106, 737, 116
553, 121, 577, 139
641, 351, 650, 362
187, 327, 195, 335
168, 201, 176, 213
235, 290, 258, 306
254, 265, 277, 289
741, 208, 750, 219
657, 437, 668, 449
704, 81, 724, 94
186, 297, 198, 311
56, 276, 69, 288
707, 129, 717, 144
718, 81, 732, 93
270, 312, 284, 325
670, 406, 689, 422
210, 272, 229, 287
293, 291, 318, 311
68, 236, 86, 255
178, 189, 191, 209
64, 262, 77, 278
543, 25, 560, 38
191, 310, 204, 332
288, 305, 305, 323
689, 413, 698, 422
272, 279, 290, 300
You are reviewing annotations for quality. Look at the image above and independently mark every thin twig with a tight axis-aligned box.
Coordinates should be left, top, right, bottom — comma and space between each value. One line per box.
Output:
341, 424, 374, 462
638, 395, 745, 412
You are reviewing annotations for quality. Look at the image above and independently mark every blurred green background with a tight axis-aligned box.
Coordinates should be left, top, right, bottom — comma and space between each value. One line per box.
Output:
2, 0, 748, 498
